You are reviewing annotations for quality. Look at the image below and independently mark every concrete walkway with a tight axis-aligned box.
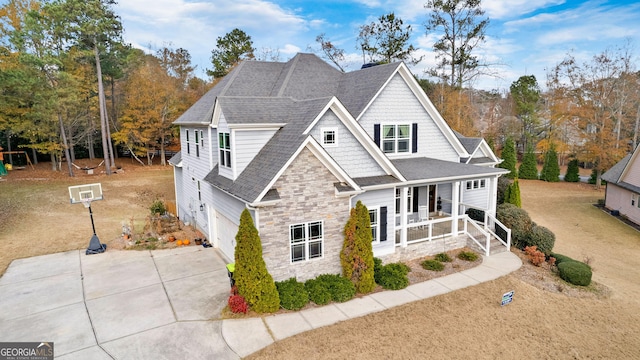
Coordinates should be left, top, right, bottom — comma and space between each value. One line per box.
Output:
0, 248, 521, 359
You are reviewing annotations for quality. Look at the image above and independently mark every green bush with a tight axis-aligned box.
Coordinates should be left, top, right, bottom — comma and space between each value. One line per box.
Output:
304, 278, 332, 305
564, 159, 580, 182
458, 251, 478, 261
558, 261, 592, 286
504, 178, 522, 208
496, 203, 534, 249
316, 274, 356, 303
373, 257, 383, 283
550, 252, 574, 265
376, 263, 410, 290
499, 137, 517, 178
523, 225, 555, 255
518, 146, 539, 180
149, 199, 166, 215
434, 253, 452, 262
540, 145, 560, 182
465, 208, 485, 222
234, 209, 280, 313
275, 278, 309, 310
421, 259, 444, 271
497, 177, 511, 205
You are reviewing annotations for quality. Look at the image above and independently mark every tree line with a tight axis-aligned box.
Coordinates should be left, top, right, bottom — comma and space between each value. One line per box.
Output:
2, 0, 639, 183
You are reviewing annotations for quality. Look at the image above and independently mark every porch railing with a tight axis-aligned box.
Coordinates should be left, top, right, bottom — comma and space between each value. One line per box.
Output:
464, 216, 491, 256
484, 213, 511, 251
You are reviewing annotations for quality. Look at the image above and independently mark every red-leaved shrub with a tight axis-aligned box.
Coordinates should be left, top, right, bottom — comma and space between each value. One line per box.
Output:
228, 294, 249, 314
525, 245, 545, 267
230, 285, 239, 296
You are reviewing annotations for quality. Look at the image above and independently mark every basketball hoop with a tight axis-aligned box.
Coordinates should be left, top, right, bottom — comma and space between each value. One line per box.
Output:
81, 198, 92, 209
68, 183, 106, 255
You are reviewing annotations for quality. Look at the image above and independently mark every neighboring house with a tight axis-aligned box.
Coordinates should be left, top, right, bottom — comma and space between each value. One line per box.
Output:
169, 53, 510, 282
602, 145, 640, 225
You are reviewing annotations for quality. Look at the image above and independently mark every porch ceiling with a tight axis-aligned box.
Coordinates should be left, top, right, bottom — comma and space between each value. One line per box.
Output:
391, 157, 508, 182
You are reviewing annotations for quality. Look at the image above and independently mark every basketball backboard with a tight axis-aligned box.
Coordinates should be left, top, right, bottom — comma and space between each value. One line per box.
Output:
69, 183, 103, 204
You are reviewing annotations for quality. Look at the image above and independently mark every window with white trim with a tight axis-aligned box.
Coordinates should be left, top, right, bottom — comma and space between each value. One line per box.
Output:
185, 130, 190, 154
218, 132, 231, 168
395, 188, 413, 214
633, 194, 637, 207
467, 179, 486, 190
322, 128, 337, 147
382, 124, 410, 154
369, 207, 379, 243
186, 129, 200, 157
200, 130, 204, 146
290, 221, 323, 262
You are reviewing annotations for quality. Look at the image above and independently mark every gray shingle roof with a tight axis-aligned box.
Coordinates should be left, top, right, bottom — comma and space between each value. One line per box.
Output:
453, 130, 482, 154
392, 157, 508, 182
602, 154, 631, 183
353, 175, 401, 187
337, 63, 401, 118
168, 151, 182, 166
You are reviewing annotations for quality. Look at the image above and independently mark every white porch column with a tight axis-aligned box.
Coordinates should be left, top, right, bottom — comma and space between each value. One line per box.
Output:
489, 176, 498, 217
400, 187, 408, 248
451, 181, 460, 234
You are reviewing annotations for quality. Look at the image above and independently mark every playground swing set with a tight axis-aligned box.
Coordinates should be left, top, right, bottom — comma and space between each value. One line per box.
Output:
1, 150, 35, 170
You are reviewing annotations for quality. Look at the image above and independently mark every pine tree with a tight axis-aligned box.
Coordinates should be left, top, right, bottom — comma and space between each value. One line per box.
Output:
505, 178, 522, 208
234, 209, 280, 313
518, 146, 538, 179
540, 145, 560, 182
564, 159, 580, 182
341, 201, 376, 294
499, 137, 517, 179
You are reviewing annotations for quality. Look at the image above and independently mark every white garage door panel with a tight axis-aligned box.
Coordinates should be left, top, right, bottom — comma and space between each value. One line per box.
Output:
216, 212, 237, 261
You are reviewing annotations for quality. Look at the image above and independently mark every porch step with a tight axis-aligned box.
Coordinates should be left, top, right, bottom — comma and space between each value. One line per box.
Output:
467, 236, 508, 256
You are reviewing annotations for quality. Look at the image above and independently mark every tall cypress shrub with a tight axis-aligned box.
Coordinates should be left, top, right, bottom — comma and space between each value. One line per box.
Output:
505, 178, 522, 208
518, 146, 538, 179
540, 145, 560, 182
234, 209, 280, 313
499, 137, 517, 179
564, 159, 580, 182
341, 201, 376, 294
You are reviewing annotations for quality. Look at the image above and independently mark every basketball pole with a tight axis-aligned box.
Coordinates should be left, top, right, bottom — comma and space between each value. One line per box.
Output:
84, 200, 106, 254
88, 204, 97, 236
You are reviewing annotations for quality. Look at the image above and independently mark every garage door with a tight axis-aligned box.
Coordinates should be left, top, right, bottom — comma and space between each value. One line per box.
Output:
216, 211, 238, 261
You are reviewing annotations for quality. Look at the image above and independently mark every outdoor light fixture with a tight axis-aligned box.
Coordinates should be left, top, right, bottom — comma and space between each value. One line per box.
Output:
199, 204, 204, 212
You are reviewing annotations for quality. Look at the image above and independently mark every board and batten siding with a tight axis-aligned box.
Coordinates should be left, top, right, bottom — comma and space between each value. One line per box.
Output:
309, 109, 387, 178
358, 74, 459, 162
621, 155, 640, 187
352, 189, 395, 256
234, 129, 277, 176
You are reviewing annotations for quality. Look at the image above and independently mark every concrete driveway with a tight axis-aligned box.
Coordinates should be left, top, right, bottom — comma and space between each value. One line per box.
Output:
0, 246, 238, 359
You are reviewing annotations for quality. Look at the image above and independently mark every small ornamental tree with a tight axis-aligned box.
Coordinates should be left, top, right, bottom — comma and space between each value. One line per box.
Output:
341, 201, 376, 294
234, 209, 280, 313
518, 146, 538, 180
499, 137, 517, 179
540, 145, 560, 182
505, 178, 522, 208
564, 159, 580, 182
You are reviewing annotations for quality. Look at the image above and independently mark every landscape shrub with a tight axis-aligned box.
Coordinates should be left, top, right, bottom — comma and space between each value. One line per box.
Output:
497, 177, 511, 205
496, 203, 534, 248
373, 257, 383, 283
564, 159, 580, 182
434, 252, 453, 262
519, 146, 539, 180
341, 201, 376, 294
504, 178, 522, 208
234, 209, 280, 313
524, 246, 546, 267
375, 263, 410, 290
304, 278, 332, 305
228, 295, 249, 314
316, 274, 356, 303
540, 146, 560, 182
457, 251, 478, 262
524, 225, 555, 255
499, 137, 517, 178
465, 208, 485, 222
276, 278, 309, 310
558, 261, 592, 286
550, 252, 574, 265
149, 199, 166, 215
421, 259, 444, 271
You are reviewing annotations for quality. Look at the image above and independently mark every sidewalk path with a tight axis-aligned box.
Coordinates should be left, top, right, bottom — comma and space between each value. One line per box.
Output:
0, 248, 521, 359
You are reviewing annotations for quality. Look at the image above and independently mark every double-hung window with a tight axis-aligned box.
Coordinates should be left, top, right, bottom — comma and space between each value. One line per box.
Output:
395, 188, 413, 214
290, 221, 323, 262
219, 132, 231, 168
383, 124, 410, 154
369, 207, 379, 243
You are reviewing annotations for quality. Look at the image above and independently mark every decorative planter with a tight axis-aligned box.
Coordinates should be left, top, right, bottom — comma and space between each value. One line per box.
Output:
168, 235, 176, 242
195, 238, 203, 245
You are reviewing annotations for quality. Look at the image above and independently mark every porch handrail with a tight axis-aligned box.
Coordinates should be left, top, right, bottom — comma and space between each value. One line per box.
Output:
463, 215, 491, 256
484, 213, 511, 251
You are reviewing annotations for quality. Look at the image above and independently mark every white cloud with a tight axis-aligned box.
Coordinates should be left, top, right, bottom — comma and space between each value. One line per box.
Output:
482, 0, 565, 20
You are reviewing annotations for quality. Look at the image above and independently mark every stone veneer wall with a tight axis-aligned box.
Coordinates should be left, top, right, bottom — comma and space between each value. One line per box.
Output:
259, 147, 351, 282
378, 235, 468, 264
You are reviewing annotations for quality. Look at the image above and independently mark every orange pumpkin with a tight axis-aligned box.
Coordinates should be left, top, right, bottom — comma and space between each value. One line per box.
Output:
176, 240, 184, 246
168, 235, 176, 242
183, 239, 191, 245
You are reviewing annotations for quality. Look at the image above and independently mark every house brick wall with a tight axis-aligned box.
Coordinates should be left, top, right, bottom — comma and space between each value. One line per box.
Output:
259, 147, 351, 282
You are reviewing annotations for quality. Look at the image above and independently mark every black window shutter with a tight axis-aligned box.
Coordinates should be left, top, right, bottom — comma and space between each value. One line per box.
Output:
374, 124, 381, 147
412, 123, 418, 153
380, 206, 387, 242
413, 187, 419, 213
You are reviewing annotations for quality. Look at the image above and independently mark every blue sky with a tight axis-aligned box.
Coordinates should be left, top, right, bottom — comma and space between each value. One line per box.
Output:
114, 0, 640, 91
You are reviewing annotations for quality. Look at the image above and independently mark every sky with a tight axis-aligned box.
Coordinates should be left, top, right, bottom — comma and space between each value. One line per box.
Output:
113, 0, 640, 91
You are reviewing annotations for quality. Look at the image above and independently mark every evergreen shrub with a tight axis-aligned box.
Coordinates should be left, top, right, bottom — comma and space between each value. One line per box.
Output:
457, 251, 478, 261
466, 208, 485, 222
304, 278, 332, 305
375, 263, 410, 290
524, 225, 555, 255
421, 259, 444, 271
540, 146, 560, 182
558, 261, 592, 286
434, 253, 453, 262
550, 252, 574, 266
519, 146, 539, 179
496, 203, 534, 249
275, 278, 309, 310
341, 201, 376, 294
499, 138, 517, 178
564, 159, 580, 182
316, 274, 356, 303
